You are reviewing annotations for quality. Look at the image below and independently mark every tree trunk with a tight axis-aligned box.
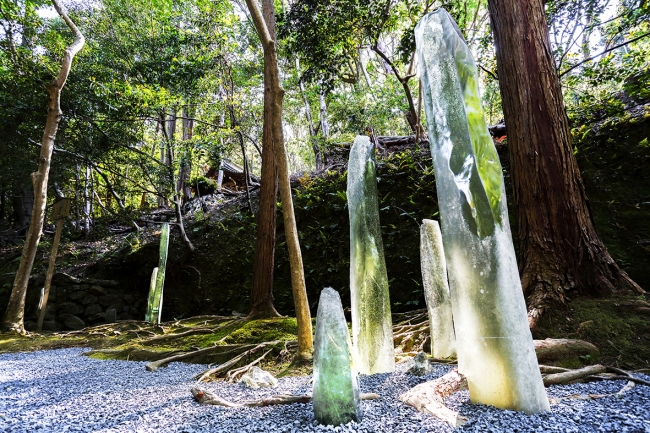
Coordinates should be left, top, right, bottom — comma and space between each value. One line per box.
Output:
370, 44, 420, 135
3, 0, 84, 333
319, 87, 329, 138
246, 0, 313, 359
295, 58, 322, 170
74, 164, 81, 230
83, 165, 91, 235
249, 0, 281, 320
486, 0, 644, 329
178, 106, 193, 202
163, 113, 194, 257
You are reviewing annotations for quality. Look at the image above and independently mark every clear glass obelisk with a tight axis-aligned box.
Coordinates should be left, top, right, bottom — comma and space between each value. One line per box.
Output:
313, 287, 361, 425
347, 136, 395, 374
420, 219, 456, 359
415, 9, 549, 413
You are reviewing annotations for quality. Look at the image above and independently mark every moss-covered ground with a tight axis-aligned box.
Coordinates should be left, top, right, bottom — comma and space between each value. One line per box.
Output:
0, 317, 306, 376
533, 295, 650, 369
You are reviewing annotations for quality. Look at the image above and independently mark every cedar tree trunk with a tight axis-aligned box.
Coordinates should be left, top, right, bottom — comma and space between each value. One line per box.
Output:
486, 0, 644, 328
3, 0, 84, 333
248, 0, 281, 320
246, 0, 313, 359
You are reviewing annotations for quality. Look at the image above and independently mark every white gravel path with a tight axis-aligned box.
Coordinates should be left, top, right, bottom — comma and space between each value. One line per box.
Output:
1, 348, 649, 432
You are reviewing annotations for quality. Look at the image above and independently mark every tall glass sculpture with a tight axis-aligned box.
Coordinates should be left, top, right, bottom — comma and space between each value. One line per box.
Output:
415, 9, 549, 413
347, 136, 395, 374
420, 219, 456, 359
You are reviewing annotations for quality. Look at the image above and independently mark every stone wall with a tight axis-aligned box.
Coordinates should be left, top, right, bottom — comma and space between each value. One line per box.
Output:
24, 273, 143, 332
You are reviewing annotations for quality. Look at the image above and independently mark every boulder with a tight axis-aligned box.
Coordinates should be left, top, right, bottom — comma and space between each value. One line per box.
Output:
84, 304, 103, 316
68, 291, 88, 301
42, 320, 59, 332
87, 312, 106, 322
107, 303, 125, 315
57, 302, 84, 315
407, 352, 431, 376
52, 273, 81, 286
99, 294, 123, 307
240, 366, 278, 389
61, 314, 86, 330
81, 294, 98, 305
89, 285, 108, 296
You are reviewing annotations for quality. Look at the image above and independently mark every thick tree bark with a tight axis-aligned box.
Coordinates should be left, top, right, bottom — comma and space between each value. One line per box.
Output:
248, 1, 281, 320
246, 0, 313, 359
486, 0, 644, 328
3, 0, 84, 333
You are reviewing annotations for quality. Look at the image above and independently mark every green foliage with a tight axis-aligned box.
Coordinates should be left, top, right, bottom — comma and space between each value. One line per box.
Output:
190, 175, 218, 196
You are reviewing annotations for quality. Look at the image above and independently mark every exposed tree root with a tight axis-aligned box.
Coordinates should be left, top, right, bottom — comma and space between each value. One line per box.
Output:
194, 341, 279, 382
168, 315, 233, 325
398, 369, 469, 427
140, 328, 215, 345
225, 348, 273, 383
147, 343, 258, 372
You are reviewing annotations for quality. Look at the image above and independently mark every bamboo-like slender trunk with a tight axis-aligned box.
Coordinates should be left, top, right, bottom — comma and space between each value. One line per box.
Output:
3, 0, 84, 333
246, 0, 313, 359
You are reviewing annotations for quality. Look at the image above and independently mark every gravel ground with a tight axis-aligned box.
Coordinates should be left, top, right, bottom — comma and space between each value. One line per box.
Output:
0, 348, 649, 433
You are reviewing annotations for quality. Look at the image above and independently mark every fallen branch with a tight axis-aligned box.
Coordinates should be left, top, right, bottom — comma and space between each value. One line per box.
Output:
191, 388, 311, 407
534, 338, 600, 364
586, 374, 650, 387
539, 365, 570, 374
549, 381, 635, 404
399, 369, 469, 427
543, 364, 607, 386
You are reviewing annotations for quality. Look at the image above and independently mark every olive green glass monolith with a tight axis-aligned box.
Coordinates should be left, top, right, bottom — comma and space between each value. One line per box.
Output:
347, 136, 395, 375
420, 219, 456, 359
145, 222, 169, 324
313, 287, 361, 425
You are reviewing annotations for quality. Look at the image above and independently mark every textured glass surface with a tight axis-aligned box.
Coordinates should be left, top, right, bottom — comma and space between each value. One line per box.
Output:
313, 287, 361, 425
146, 222, 169, 325
347, 136, 395, 375
415, 9, 550, 413
420, 219, 456, 359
